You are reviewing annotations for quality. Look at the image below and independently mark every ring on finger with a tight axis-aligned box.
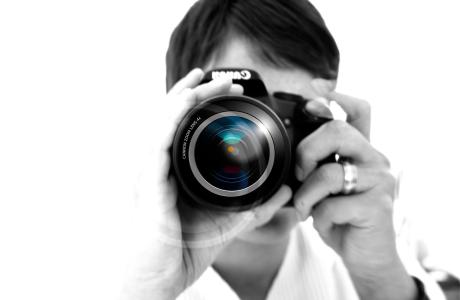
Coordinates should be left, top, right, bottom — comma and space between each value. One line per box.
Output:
341, 160, 358, 194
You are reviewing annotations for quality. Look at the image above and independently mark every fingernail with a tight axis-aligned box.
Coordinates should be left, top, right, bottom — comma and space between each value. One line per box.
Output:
313, 96, 330, 106
229, 83, 244, 95
189, 68, 204, 78
305, 100, 333, 119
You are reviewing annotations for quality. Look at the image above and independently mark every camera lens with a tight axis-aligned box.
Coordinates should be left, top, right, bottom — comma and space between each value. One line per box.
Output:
191, 113, 273, 196
172, 95, 290, 210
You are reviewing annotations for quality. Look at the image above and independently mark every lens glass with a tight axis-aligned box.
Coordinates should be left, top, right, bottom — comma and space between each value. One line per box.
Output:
194, 116, 270, 191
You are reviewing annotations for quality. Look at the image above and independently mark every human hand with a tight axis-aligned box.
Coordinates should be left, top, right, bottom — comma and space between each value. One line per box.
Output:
120, 69, 292, 300
294, 80, 417, 300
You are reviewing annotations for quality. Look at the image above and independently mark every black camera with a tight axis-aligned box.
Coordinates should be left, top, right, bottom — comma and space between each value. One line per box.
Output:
170, 69, 333, 211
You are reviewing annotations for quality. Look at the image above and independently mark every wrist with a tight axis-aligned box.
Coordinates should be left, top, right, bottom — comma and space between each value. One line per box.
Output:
347, 256, 418, 300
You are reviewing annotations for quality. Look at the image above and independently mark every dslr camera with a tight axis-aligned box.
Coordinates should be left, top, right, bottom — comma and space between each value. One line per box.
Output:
171, 69, 334, 211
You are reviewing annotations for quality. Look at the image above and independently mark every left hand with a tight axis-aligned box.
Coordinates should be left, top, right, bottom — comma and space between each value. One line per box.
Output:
294, 85, 417, 300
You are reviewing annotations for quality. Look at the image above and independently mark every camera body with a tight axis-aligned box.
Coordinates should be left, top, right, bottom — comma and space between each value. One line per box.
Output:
171, 69, 333, 211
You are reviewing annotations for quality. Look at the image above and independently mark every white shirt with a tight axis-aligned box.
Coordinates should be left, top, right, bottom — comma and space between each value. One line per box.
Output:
177, 219, 445, 300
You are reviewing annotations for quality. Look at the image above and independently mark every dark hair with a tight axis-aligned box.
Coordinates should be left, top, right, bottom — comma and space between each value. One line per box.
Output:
166, 0, 339, 90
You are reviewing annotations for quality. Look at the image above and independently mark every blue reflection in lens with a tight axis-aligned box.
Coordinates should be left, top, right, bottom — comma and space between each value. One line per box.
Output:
220, 131, 243, 145
194, 115, 269, 191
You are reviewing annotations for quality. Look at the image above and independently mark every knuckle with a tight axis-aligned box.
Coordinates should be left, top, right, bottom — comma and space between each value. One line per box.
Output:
359, 99, 372, 116
368, 190, 394, 219
378, 194, 394, 216
251, 207, 271, 226
251, 207, 263, 222
293, 196, 306, 211
293, 197, 312, 219
373, 168, 396, 194
375, 151, 391, 168
326, 120, 350, 136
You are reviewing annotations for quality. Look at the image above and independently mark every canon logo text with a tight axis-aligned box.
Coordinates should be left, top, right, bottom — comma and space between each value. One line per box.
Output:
211, 70, 252, 80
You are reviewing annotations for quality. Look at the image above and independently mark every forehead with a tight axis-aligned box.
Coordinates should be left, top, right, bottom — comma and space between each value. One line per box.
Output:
203, 37, 318, 99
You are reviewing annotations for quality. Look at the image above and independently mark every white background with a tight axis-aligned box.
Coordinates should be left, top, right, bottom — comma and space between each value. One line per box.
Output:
1, 1, 459, 299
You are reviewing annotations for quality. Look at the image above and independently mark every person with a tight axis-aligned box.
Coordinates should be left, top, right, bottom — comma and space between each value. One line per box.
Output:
121, 0, 445, 299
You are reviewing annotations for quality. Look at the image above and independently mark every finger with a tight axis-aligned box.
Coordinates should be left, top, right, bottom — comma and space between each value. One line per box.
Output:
162, 88, 198, 140
247, 185, 292, 229
305, 98, 334, 119
179, 185, 293, 246
228, 83, 244, 96
191, 76, 234, 103
327, 91, 371, 140
168, 68, 204, 95
135, 149, 178, 217
311, 191, 394, 238
296, 120, 385, 181
168, 78, 241, 124
131, 150, 185, 253
294, 163, 386, 220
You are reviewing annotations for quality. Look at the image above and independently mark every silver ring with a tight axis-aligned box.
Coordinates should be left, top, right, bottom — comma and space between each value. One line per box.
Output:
341, 161, 358, 194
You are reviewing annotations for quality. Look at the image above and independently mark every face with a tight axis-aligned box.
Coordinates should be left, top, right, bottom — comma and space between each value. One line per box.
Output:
204, 36, 326, 245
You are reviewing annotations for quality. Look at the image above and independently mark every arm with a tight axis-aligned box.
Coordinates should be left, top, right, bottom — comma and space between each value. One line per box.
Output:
293, 82, 433, 300
120, 69, 293, 300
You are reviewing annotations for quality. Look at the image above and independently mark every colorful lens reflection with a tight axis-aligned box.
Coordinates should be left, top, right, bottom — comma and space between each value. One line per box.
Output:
194, 116, 270, 191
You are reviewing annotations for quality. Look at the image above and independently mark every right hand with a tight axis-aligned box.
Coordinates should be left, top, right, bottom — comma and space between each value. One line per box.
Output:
120, 69, 293, 300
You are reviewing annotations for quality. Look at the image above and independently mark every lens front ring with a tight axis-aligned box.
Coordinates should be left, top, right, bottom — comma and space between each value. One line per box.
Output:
188, 111, 275, 197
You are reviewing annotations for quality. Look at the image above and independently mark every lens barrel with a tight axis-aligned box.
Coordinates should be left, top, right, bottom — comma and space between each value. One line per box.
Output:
172, 95, 290, 211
